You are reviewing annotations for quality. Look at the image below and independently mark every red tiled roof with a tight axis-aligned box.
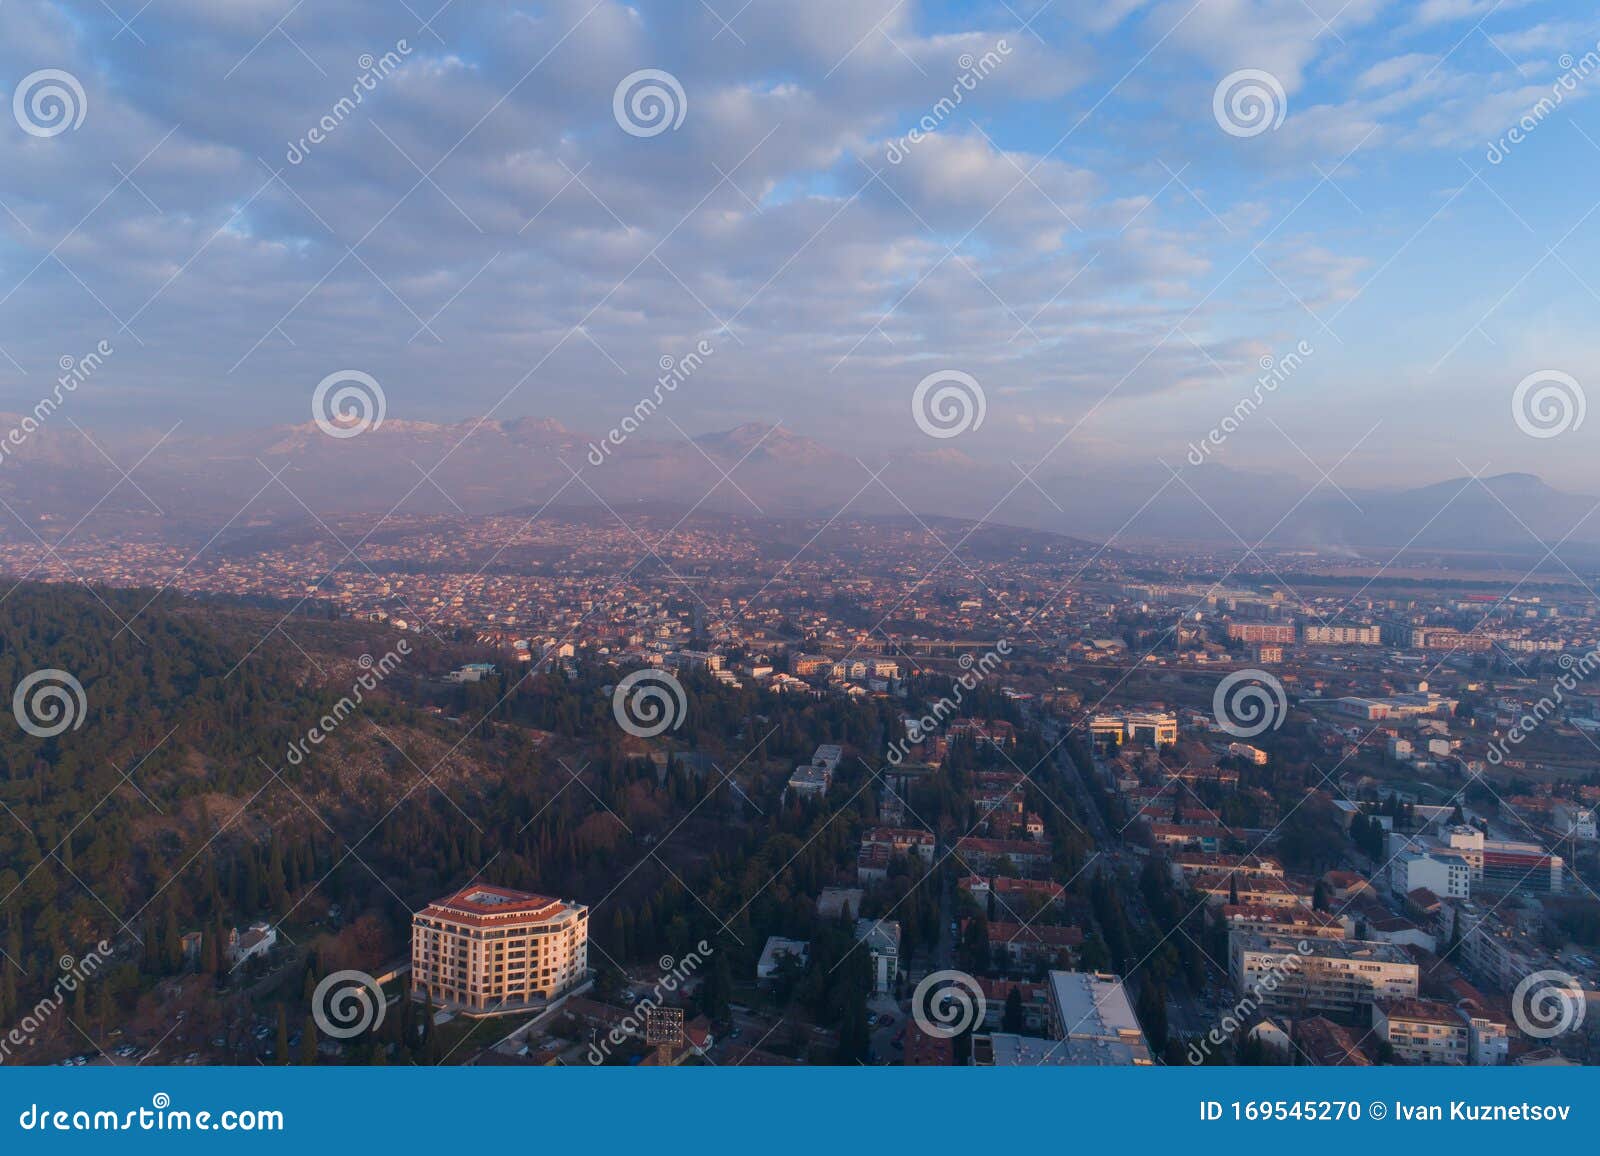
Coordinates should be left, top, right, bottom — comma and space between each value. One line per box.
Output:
420, 884, 568, 926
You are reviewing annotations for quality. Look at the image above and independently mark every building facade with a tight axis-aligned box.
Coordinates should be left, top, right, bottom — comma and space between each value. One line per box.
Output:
411, 885, 589, 1015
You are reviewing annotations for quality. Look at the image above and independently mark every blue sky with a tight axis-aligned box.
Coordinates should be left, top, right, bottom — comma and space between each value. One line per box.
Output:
1, 0, 1598, 491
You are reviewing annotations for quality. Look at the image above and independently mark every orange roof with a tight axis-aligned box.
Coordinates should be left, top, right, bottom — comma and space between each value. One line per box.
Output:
421, 884, 568, 926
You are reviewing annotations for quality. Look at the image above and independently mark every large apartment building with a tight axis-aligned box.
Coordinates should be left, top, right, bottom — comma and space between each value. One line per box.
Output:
1226, 622, 1296, 644
1230, 934, 1419, 1015
1301, 624, 1382, 645
411, 885, 589, 1015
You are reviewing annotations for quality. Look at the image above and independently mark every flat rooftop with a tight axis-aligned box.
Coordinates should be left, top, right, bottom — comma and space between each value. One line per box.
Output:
421, 885, 571, 924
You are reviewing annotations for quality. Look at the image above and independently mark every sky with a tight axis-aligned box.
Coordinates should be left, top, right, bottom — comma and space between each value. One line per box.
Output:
1, 0, 1599, 493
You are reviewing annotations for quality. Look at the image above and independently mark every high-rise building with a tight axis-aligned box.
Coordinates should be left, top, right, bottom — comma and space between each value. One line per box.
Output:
411, 885, 589, 1015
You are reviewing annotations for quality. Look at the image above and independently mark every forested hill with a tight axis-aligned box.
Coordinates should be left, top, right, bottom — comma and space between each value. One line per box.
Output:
0, 583, 477, 1035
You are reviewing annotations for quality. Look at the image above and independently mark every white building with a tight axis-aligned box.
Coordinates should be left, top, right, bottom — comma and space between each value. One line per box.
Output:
1554, 803, 1597, 841
811, 744, 844, 772
854, 919, 901, 994
787, 764, 831, 798
1391, 850, 1471, 900
1044, 970, 1152, 1064
226, 922, 277, 966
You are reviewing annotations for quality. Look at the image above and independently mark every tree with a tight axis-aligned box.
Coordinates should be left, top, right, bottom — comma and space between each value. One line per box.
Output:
300, 1016, 318, 1065
1002, 986, 1023, 1034
276, 1005, 290, 1065
836, 989, 871, 1063
1136, 980, 1169, 1053
699, 952, 732, 1022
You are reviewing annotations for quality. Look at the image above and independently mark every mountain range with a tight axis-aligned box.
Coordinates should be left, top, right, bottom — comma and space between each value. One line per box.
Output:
2, 413, 1596, 563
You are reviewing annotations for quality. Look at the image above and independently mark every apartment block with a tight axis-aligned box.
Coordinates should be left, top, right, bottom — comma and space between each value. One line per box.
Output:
411, 885, 589, 1015
1231, 934, 1419, 1015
